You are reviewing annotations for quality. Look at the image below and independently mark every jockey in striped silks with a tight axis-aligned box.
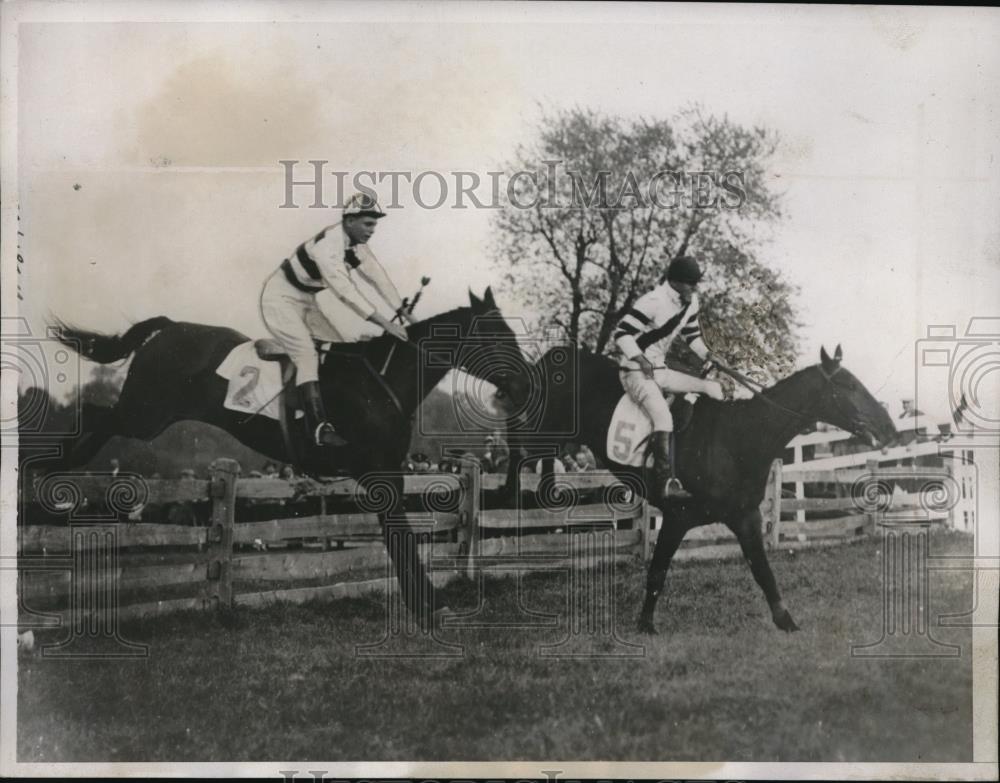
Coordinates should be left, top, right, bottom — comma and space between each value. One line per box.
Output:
613, 255, 726, 499
259, 192, 412, 447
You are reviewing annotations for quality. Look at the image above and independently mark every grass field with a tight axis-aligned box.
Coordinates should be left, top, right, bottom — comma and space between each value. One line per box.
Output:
18, 530, 975, 762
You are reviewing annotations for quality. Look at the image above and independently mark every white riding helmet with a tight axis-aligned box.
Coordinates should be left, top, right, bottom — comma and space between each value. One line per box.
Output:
343, 192, 386, 219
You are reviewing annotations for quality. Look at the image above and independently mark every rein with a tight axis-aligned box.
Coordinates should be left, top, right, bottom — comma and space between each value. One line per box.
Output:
624, 357, 839, 421
711, 357, 841, 420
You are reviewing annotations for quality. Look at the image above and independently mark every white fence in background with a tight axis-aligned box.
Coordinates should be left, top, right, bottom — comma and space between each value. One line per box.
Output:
783, 424, 978, 530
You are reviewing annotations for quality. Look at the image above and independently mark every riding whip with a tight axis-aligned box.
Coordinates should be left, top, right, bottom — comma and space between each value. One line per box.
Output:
381, 276, 431, 375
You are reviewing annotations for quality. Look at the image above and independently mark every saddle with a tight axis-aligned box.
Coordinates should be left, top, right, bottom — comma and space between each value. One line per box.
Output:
254, 338, 285, 361
253, 339, 312, 469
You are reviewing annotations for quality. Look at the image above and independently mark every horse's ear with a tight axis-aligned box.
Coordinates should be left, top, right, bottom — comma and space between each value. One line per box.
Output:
820, 345, 840, 373
468, 289, 482, 310
483, 286, 497, 309
834, 343, 843, 362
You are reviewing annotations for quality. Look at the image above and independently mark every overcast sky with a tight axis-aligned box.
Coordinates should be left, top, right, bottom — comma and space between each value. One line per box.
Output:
8, 2, 1000, 423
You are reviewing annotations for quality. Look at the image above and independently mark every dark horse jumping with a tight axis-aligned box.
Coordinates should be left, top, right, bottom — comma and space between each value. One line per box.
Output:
503, 344, 897, 633
50, 287, 531, 623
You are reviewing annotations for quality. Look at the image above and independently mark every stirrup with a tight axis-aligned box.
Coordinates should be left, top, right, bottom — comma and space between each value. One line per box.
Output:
314, 422, 346, 447
663, 477, 685, 497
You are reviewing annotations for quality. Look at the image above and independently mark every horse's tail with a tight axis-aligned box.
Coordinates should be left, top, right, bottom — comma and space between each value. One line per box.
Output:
51, 316, 175, 364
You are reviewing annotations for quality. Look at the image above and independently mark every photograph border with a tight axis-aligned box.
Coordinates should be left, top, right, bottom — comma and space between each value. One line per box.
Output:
1, 1, 997, 778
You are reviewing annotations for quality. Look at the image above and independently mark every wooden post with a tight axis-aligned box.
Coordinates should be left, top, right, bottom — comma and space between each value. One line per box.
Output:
865, 458, 880, 534
793, 444, 805, 525
319, 495, 331, 551
461, 460, 482, 579
953, 458, 975, 532
761, 458, 782, 549
946, 460, 956, 531
639, 500, 654, 562
205, 459, 239, 610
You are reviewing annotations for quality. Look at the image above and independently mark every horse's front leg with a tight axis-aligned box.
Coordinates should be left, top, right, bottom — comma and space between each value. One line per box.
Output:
365, 470, 440, 630
727, 508, 799, 632
637, 501, 694, 634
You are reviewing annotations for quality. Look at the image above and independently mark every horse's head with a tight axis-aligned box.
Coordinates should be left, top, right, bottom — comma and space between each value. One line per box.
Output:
460, 287, 533, 414
810, 345, 898, 449
405, 287, 534, 416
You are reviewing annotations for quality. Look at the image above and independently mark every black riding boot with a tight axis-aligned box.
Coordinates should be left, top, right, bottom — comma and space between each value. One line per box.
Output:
299, 381, 346, 447
648, 430, 681, 503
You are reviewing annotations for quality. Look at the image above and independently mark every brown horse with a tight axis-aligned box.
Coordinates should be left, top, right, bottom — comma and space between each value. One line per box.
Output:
50, 287, 533, 623
502, 345, 898, 633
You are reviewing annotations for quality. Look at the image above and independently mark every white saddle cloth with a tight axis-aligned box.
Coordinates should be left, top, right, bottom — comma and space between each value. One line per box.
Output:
216, 341, 298, 422
606, 394, 655, 467
606, 392, 699, 467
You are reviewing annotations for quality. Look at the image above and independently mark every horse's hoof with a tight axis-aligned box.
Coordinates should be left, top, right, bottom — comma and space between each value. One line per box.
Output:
637, 618, 658, 635
774, 610, 800, 632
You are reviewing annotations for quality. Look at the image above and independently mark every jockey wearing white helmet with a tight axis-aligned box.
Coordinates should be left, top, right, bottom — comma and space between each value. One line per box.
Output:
259, 192, 412, 446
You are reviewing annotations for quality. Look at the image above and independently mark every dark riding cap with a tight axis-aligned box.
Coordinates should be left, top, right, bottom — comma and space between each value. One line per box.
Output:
343, 192, 387, 219
666, 255, 703, 284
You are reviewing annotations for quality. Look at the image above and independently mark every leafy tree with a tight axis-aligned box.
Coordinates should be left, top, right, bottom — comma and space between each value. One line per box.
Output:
78, 364, 122, 407
17, 386, 60, 435
494, 105, 800, 381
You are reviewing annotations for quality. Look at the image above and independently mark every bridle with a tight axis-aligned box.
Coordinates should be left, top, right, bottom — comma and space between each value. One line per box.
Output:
380, 306, 523, 401
453, 308, 528, 399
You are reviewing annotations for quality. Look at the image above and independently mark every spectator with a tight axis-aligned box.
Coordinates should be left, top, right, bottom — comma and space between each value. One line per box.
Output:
109, 457, 121, 477
490, 430, 510, 472
575, 445, 597, 471
280, 464, 295, 480
263, 462, 279, 479
561, 451, 580, 472
412, 452, 432, 473
483, 434, 509, 474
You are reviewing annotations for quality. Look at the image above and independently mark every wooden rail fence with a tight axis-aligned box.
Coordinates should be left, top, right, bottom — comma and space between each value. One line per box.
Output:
17, 457, 956, 623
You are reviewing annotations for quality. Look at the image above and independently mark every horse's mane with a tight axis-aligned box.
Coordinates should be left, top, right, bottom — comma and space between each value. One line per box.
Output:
339, 304, 474, 356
